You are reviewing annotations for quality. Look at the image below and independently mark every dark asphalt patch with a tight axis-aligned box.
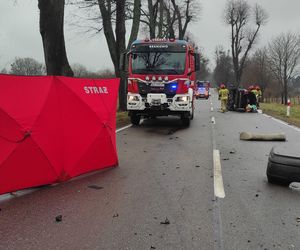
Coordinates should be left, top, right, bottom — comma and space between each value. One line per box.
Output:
87, 185, 103, 190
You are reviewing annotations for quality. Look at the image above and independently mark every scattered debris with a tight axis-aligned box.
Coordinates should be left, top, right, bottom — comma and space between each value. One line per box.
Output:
229, 150, 236, 154
149, 233, 152, 236
160, 217, 170, 225
55, 215, 62, 223
134, 233, 137, 235
162, 173, 166, 176
150, 246, 156, 249
176, 167, 180, 169
255, 194, 259, 197
296, 217, 300, 223
143, 150, 147, 153
222, 158, 229, 161
113, 213, 119, 218
248, 240, 251, 243
154, 217, 158, 220
195, 165, 200, 168
88, 185, 103, 190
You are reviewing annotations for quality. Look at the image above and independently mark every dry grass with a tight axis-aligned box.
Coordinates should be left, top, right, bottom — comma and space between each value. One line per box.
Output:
116, 111, 130, 128
260, 102, 300, 128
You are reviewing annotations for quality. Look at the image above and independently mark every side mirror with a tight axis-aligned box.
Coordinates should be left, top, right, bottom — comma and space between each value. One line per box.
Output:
194, 53, 200, 72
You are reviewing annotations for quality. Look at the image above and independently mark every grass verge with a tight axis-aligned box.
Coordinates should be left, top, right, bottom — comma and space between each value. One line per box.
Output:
116, 111, 130, 128
260, 103, 300, 128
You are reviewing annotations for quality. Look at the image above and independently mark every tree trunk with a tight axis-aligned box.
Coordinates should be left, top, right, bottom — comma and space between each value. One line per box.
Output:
116, 0, 127, 111
127, 0, 141, 49
38, 0, 73, 76
283, 79, 288, 105
148, 0, 156, 39
157, 0, 164, 38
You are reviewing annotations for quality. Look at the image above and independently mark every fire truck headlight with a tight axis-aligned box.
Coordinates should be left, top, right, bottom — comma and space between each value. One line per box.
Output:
128, 95, 139, 101
176, 96, 189, 102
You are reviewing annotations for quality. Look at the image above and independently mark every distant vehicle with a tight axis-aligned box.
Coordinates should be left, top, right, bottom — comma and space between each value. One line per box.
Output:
121, 38, 200, 126
195, 81, 209, 99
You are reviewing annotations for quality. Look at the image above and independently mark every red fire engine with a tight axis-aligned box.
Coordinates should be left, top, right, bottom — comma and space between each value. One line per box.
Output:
122, 39, 200, 126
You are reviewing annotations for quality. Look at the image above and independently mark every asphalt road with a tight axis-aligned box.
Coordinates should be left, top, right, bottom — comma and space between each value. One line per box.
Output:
1, 90, 300, 250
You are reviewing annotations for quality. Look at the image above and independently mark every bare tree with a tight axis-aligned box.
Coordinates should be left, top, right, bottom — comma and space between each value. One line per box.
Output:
97, 0, 141, 110
71, 63, 89, 77
140, 0, 200, 39
10, 57, 44, 76
268, 32, 300, 104
38, 0, 73, 76
213, 45, 234, 85
171, 0, 200, 40
224, 0, 268, 87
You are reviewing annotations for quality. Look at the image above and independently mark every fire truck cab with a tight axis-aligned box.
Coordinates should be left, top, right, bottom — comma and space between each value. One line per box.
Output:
122, 39, 200, 126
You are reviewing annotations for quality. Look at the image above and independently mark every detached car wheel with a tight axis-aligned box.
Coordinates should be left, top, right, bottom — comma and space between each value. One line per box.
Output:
267, 175, 290, 186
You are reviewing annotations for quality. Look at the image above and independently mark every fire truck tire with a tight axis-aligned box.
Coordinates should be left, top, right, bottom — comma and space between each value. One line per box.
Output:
190, 107, 194, 120
130, 113, 141, 126
181, 117, 190, 127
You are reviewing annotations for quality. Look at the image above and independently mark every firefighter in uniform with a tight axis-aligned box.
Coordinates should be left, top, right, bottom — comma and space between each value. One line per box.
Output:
256, 85, 262, 107
219, 84, 229, 112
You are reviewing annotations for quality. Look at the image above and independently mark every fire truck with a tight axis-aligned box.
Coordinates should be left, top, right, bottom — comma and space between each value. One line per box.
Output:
121, 39, 200, 126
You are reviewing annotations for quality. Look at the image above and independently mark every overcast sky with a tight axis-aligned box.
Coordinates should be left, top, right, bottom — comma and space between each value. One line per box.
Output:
0, 0, 300, 72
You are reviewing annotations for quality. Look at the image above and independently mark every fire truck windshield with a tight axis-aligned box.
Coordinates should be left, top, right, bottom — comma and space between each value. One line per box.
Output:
131, 52, 186, 75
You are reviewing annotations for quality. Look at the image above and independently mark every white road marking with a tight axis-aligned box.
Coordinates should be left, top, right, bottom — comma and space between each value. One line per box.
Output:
262, 113, 300, 132
213, 149, 225, 199
211, 107, 214, 112
211, 116, 216, 124
116, 124, 132, 133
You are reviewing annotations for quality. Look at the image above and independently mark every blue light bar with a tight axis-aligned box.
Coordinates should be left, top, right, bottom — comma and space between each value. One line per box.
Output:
171, 84, 177, 89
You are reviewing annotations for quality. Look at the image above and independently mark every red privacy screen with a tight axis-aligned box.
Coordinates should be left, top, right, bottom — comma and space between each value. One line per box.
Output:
0, 74, 119, 195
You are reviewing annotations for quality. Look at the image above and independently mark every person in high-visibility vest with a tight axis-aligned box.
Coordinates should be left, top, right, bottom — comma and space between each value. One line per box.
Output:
255, 85, 262, 107
219, 84, 229, 112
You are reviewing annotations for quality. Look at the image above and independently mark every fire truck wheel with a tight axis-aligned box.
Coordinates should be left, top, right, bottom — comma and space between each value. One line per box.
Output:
190, 107, 194, 120
181, 117, 190, 127
130, 113, 141, 126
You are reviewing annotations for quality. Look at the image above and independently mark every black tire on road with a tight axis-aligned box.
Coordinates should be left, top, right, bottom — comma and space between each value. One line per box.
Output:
191, 103, 194, 120
130, 113, 141, 126
182, 117, 190, 127
267, 175, 290, 186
